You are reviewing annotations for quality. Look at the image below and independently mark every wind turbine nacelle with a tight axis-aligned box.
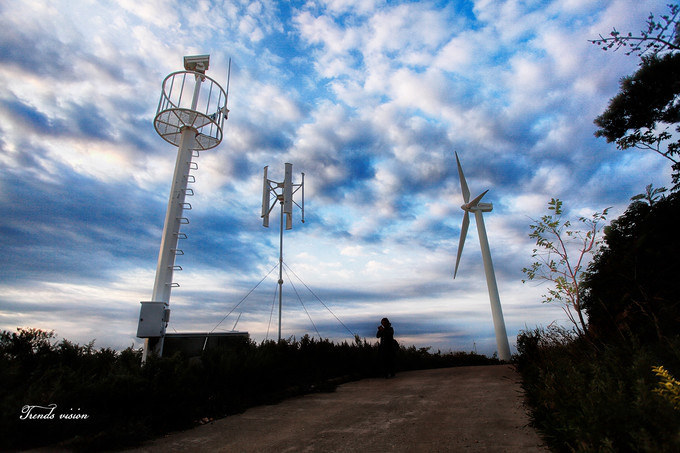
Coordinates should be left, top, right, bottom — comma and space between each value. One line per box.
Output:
477, 202, 493, 212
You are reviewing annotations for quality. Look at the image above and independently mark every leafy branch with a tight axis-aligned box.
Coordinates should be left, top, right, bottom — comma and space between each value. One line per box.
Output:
590, 4, 680, 57
522, 199, 610, 336
617, 129, 679, 163
652, 365, 680, 410
631, 183, 667, 206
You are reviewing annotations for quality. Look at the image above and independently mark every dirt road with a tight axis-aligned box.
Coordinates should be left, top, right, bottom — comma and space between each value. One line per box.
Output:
127, 365, 548, 452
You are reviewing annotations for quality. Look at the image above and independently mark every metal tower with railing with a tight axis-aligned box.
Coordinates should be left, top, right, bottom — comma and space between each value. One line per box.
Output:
137, 55, 229, 361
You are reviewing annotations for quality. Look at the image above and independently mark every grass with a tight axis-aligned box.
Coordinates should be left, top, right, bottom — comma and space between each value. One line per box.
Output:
0, 328, 499, 451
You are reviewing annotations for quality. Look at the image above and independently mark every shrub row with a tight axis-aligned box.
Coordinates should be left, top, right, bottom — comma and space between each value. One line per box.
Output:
1, 328, 498, 451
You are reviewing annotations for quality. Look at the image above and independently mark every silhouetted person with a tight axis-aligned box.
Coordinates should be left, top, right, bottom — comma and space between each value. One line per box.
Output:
377, 317, 397, 378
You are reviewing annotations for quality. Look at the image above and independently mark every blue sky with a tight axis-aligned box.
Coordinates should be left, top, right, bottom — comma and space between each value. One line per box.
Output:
0, 0, 672, 356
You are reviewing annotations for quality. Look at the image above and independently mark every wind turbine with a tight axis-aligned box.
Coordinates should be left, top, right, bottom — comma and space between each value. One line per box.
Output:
453, 152, 511, 361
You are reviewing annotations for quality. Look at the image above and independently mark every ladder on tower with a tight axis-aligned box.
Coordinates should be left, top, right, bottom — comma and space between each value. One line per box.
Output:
167, 149, 200, 289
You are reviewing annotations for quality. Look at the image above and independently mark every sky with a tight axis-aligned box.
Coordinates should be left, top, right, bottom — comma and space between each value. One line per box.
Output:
0, 0, 673, 356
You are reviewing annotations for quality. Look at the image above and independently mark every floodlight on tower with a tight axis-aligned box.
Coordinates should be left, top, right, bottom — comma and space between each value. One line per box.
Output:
137, 55, 230, 362
261, 163, 305, 341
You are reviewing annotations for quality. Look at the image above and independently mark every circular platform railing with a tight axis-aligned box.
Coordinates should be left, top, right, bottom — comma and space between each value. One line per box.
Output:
154, 70, 228, 150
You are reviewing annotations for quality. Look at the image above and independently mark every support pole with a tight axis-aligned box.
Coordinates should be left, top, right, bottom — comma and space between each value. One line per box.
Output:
142, 126, 197, 362
278, 198, 284, 342
474, 209, 511, 361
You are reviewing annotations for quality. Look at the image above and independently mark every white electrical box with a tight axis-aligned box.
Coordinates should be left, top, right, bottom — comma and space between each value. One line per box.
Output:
137, 301, 169, 338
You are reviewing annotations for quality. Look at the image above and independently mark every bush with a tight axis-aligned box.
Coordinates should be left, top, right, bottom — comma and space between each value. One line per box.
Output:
582, 191, 680, 343
516, 326, 680, 452
1, 329, 495, 451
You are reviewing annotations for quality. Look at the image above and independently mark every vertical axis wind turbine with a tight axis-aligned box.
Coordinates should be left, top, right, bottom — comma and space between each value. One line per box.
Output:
137, 55, 230, 362
261, 163, 305, 341
453, 152, 511, 361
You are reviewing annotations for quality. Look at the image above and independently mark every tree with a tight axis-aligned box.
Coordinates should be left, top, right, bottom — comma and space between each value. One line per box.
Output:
591, 4, 680, 188
0, 327, 55, 359
522, 199, 610, 336
630, 182, 667, 206
581, 190, 680, 343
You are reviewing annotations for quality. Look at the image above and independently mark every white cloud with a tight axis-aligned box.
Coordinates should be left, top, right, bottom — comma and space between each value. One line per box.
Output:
434, 34, 475, 72
340, 245, 367, 256
365, 3, 450, 56
117, 0, 180, 29
319, 0, 386, 16
294, 11, 361, 56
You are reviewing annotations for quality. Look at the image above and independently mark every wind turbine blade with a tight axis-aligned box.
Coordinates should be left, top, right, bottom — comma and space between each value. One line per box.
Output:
455, 152, 470, 203
454, 211, 470, 279
468, 190, 489, 207
261, 166, 270, 227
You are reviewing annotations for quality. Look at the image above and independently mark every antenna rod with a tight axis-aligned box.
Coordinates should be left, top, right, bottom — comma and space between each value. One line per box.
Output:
225, 58, 231, 110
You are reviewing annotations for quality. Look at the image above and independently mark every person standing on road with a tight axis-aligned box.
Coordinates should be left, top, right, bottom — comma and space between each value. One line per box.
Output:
377, 317, 397, 378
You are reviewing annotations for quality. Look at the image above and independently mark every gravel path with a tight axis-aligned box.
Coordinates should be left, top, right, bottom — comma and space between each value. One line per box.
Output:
126, 365, 548, 452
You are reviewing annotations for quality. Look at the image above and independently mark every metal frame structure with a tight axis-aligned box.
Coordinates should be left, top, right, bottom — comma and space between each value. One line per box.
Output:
261, 163, 305, 341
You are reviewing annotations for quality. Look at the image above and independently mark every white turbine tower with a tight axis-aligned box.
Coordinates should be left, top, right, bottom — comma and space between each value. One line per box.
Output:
453, 152, 511, 361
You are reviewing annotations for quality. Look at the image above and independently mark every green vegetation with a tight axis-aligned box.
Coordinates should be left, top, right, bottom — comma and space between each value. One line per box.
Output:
516, 8, 680, 450
0, 329, 497, 451
516, 191, 680, 452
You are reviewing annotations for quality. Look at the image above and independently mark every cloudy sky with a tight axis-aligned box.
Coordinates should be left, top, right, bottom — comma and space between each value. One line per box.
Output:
0, 0, 673, 356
